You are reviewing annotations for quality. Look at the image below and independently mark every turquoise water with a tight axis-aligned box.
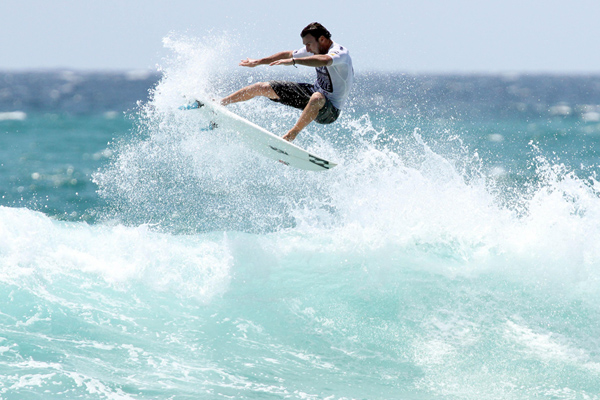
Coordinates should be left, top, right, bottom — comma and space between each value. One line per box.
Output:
2, 38, 600, 399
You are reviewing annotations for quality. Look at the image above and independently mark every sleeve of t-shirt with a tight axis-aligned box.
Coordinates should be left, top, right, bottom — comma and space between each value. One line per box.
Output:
327, 47, 349, 66
292, 47, 312, 58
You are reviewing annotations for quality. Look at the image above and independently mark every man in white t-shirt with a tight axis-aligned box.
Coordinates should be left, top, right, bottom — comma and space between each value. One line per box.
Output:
220, 22, 354, 142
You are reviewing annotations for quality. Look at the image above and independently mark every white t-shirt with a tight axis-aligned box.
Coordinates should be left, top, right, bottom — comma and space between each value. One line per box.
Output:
292, 42, 354, 110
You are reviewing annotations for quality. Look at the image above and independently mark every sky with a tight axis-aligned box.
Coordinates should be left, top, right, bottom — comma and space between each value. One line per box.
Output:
1, 0, 599, 74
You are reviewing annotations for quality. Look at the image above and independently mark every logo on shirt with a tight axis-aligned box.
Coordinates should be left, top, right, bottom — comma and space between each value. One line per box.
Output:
316, 66, 333, 93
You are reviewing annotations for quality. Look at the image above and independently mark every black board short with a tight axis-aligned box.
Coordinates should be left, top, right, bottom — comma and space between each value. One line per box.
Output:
269, 81, 340, 124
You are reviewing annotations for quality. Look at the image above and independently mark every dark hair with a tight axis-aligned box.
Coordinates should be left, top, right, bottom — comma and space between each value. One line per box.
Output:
300, 22, 331, 40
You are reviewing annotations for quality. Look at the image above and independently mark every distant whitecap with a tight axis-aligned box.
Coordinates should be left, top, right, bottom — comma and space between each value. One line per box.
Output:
0, 111, 26, 121
582, 111, 600, 122
488, 133, 504, 142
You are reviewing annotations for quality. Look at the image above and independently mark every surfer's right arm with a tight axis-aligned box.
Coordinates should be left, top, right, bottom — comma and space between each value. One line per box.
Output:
239, 51, 293, 68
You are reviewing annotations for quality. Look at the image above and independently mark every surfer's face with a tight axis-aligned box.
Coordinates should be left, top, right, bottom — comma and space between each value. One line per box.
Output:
302, 34, 328, 55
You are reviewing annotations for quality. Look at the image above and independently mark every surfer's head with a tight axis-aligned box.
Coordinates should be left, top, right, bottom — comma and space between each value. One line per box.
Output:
301, 22, 331, 41
301, 22, 332, 54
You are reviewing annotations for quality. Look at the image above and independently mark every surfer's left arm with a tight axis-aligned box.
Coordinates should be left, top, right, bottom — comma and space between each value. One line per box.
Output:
270, 55, 332, 68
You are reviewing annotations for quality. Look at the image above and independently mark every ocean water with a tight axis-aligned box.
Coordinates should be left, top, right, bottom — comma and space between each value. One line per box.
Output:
2, 37, 600, 399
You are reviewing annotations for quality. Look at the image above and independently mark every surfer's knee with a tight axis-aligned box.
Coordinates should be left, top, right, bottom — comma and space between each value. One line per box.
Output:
308, 92, 326, 109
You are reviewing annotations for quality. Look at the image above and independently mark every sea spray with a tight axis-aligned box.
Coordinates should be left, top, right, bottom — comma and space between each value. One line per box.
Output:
94, 35, 600, 292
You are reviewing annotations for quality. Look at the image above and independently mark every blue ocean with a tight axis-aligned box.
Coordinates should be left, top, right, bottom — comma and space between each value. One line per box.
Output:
2, 37, 600, 399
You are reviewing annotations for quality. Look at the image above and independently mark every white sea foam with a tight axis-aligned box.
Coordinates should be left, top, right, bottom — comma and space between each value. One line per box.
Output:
0, 207, 232, 302
504, 320, 594, 365
0, 111, 26, 121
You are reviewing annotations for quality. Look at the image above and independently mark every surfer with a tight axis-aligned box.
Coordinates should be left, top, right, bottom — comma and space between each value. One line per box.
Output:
220, 22, 354, 142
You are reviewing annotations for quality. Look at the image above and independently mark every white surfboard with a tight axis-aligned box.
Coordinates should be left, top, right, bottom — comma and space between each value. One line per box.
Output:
181, 99, 337, 171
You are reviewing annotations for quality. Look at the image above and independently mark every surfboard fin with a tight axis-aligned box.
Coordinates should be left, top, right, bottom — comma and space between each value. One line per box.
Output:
178, 100, 205, 110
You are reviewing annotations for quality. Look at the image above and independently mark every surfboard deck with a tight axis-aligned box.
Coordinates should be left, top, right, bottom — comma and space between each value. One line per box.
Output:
180, 98, 337, 171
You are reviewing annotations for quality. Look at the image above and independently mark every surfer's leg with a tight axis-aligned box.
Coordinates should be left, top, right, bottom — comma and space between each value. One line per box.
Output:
220, 82, 279, 106
282, 92, 326, 142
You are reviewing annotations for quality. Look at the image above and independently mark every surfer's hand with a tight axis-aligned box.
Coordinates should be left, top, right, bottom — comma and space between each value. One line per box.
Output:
283, 128, 300, 142
239, 58, 261, 68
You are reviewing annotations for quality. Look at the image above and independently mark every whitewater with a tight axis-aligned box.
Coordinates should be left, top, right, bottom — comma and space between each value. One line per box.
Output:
1, 35, 600, 399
